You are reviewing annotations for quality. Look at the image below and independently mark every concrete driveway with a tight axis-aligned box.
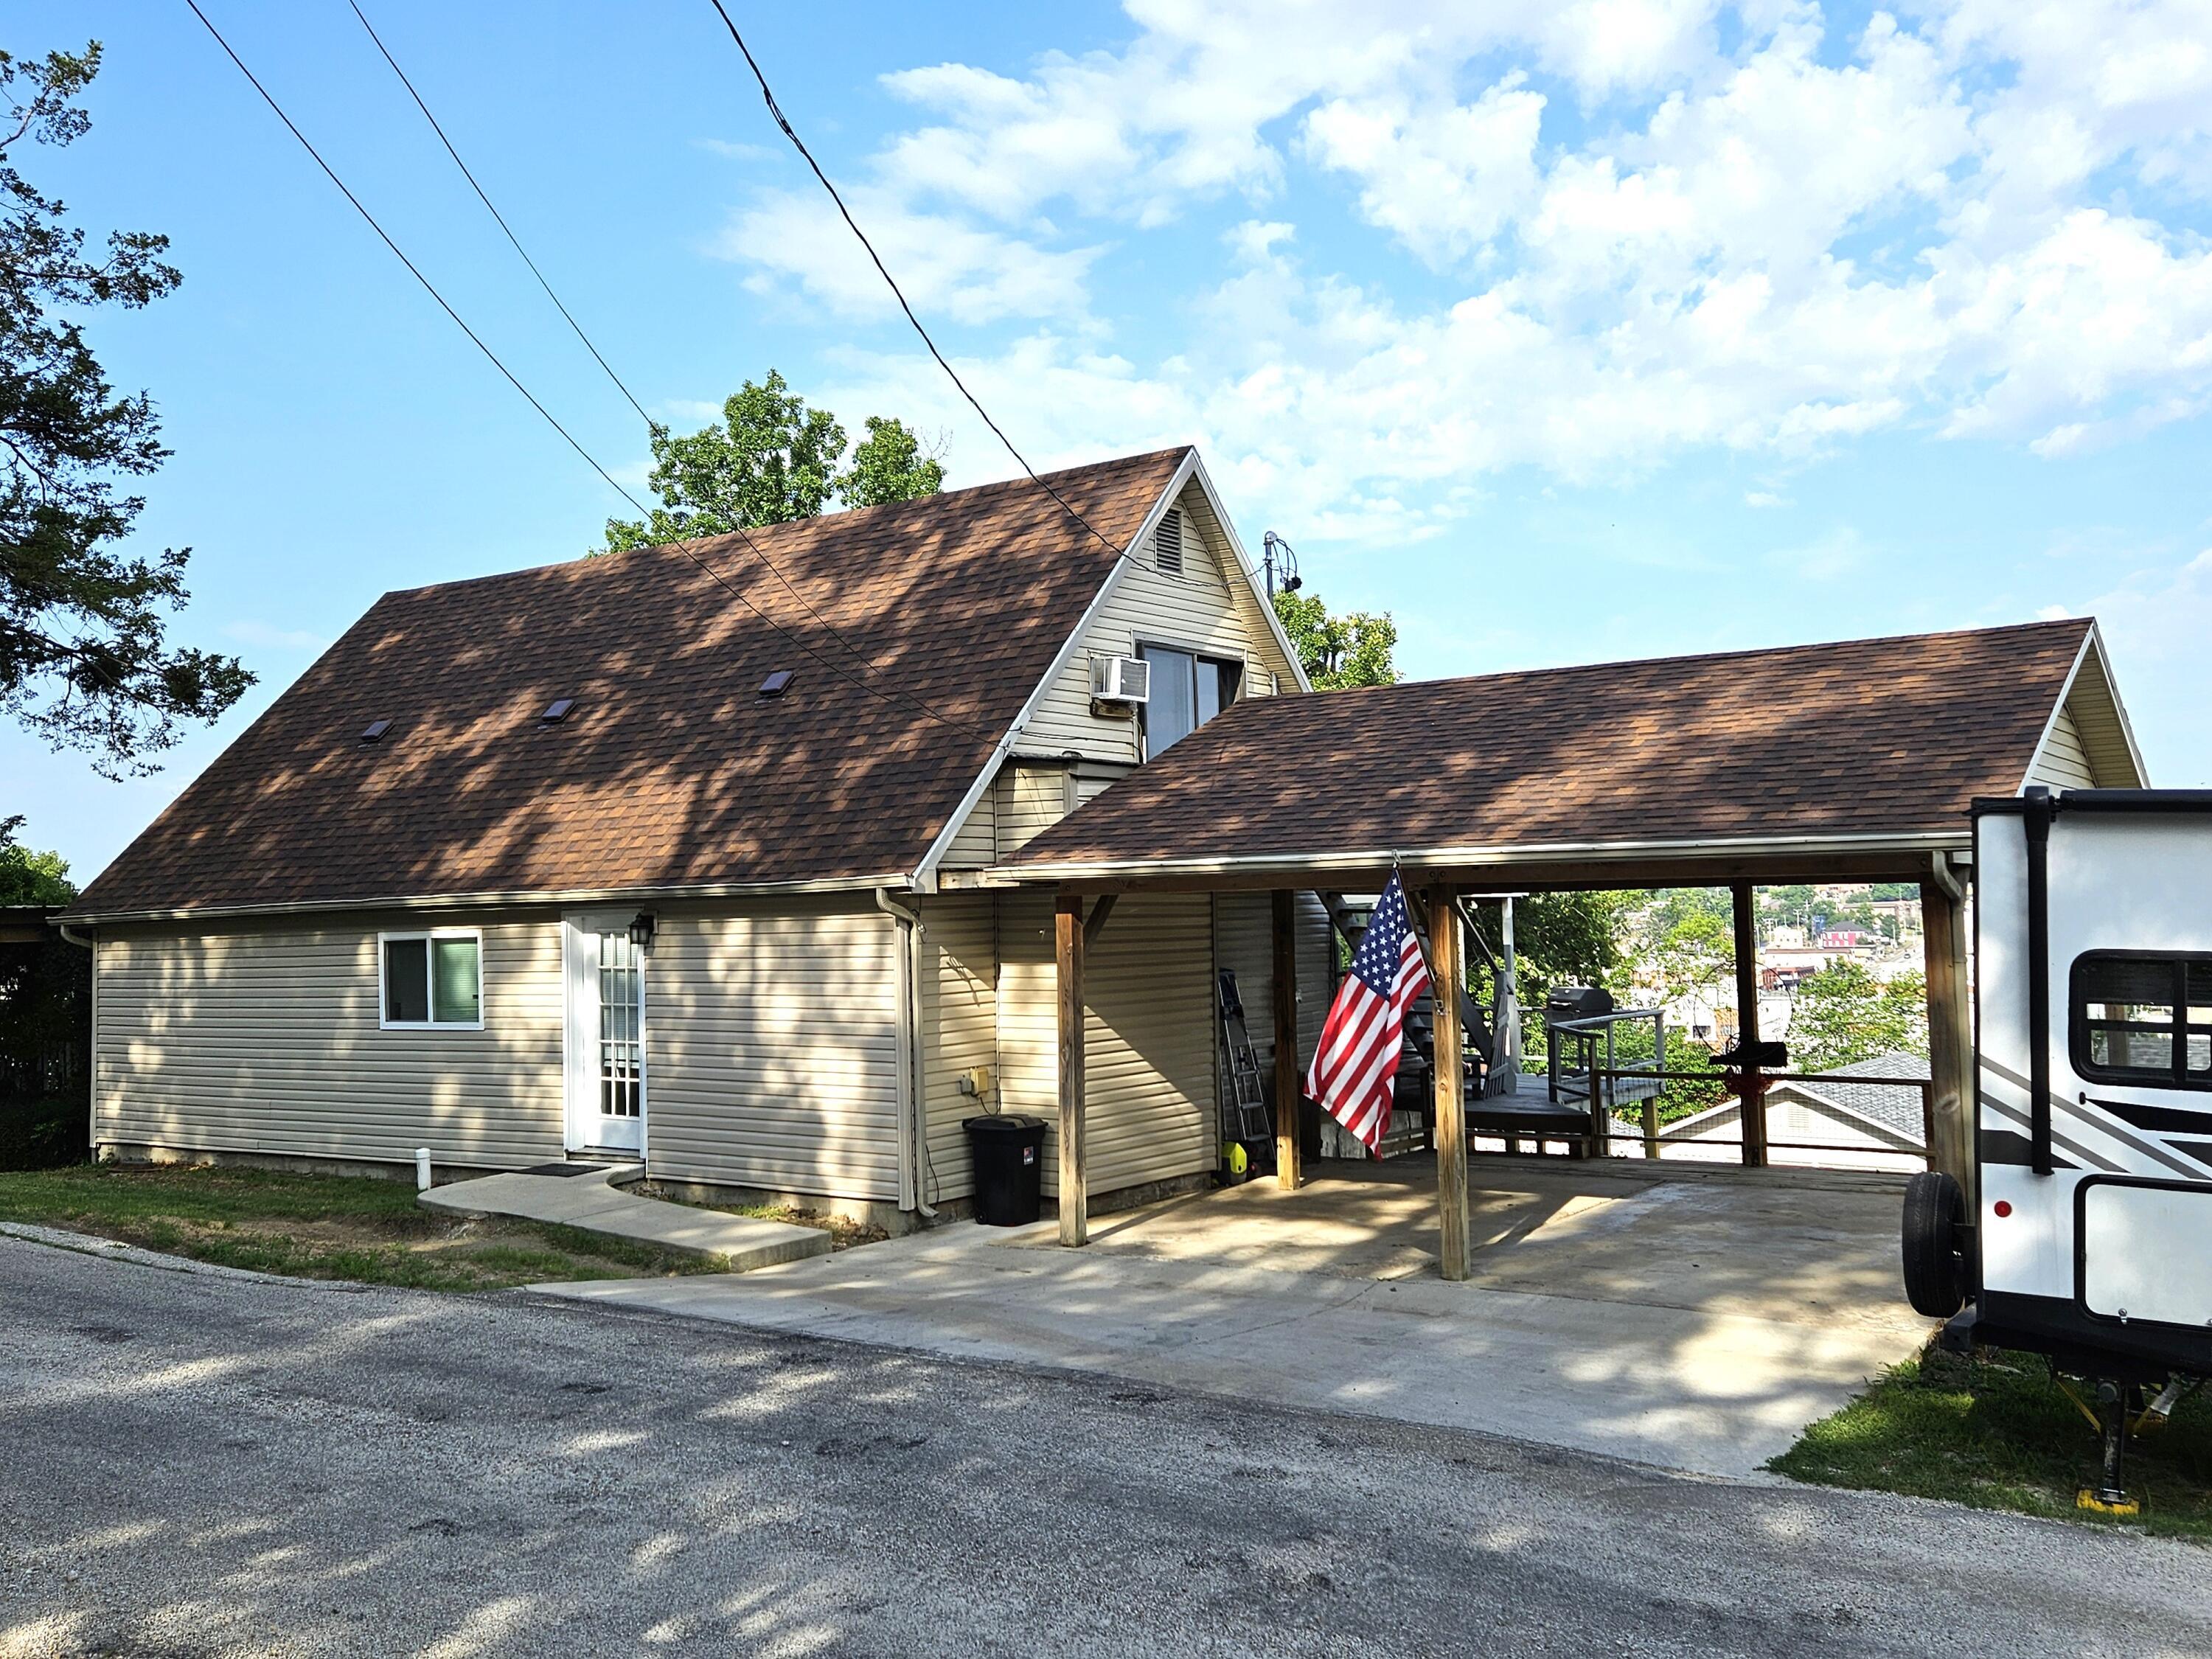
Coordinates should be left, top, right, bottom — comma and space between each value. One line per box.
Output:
535, 1156, 1933, 1477
8, 1227, 2211, 1658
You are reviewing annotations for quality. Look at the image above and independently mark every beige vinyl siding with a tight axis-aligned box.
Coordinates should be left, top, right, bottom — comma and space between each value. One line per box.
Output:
2027, 704, 2097, 789
646, 900, 902, 1202
2058, 649, 2145, 787
1023, 480, 1301, 759
939, 771, 998, 868
94, 912, 563, 1169
1211, 891, 1337, 1075
1074, 768, 1130, 808
918, 892, 998, 1204
997, 888, 1215, 1197
996, 762, 1074, 856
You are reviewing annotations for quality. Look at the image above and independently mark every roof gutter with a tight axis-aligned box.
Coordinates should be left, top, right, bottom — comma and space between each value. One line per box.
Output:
1000, 827, 1972, 886
61, 871, 912, 928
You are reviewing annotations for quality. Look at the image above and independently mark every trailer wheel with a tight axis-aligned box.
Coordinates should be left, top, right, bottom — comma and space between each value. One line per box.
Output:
1902, 1170, 1967, 1318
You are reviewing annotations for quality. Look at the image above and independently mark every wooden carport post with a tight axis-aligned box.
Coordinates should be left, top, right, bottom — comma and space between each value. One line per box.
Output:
1429, 883, 1470, 1281
1272, 890, 1303, 1189
1055, 890, 1087, 1247
1731, 880, 1768, 1166
1921, 860, 1975, 1206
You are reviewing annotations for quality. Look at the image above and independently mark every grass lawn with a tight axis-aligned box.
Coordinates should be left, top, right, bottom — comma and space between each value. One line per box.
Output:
1771, 1343, 2212, 1541
0, 1162, 730, 1290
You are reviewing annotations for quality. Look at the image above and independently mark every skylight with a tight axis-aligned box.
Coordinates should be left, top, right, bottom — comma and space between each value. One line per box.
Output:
758, 670, 794, 698
540, 698, 575, 723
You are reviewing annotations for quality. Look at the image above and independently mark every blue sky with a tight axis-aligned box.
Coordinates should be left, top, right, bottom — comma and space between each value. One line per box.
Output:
9, 0, 2211, 880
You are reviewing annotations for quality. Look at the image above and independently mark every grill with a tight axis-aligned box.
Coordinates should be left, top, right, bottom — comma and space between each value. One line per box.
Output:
1545, 984, 1614, 1022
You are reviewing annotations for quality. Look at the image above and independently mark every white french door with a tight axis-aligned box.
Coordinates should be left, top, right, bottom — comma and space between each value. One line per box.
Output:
565, 911, 645, 1154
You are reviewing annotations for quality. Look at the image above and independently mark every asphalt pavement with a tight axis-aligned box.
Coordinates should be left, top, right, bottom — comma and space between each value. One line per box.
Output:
3, 1228, 2208, 1658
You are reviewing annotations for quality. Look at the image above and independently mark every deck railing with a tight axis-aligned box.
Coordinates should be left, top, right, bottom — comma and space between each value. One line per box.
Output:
1481, 1063, 1936, 1170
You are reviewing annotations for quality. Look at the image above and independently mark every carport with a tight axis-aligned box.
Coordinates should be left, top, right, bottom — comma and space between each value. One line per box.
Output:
1004, 618, 2144, 1279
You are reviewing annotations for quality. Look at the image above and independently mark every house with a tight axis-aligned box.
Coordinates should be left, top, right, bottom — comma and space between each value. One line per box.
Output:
63, 447, 1335, 1226
63, 440, 2151, 1228
1642, 1051, 1932, 1170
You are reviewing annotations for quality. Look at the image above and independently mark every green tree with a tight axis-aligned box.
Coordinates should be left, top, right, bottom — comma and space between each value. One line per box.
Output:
1269, 588, 1397, 689
1788, 961, 1929, 1071
841, 414, 945, 508
602, 371, 942, 552
1, 43, 251, 776
0, 818, 72, 905
1640, 888, 1736, 1006
1467, 891, 1631, 1062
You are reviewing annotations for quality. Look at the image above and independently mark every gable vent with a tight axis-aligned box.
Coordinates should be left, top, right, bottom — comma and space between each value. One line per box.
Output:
1154, 507, 1185, 577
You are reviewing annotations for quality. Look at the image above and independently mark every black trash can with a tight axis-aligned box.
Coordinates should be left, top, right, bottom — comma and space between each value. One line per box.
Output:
963, 1113, 1047, 1226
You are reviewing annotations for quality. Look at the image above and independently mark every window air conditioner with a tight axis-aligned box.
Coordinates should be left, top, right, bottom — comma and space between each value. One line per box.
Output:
1090, 654, 1150, 712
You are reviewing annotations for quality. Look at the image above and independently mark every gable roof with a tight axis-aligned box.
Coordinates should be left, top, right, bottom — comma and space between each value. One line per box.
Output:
2024, 622, 2145, 789
71, 448, 1190, 920
1012, 618, 2100, 881
1768, 1051, 1933, 1144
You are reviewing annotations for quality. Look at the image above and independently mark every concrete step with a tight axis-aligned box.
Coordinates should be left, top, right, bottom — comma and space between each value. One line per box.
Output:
420, 1164, 831, 1272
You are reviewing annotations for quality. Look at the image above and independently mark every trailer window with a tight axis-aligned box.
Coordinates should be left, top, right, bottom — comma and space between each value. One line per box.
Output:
2071, 953, 2212, 1088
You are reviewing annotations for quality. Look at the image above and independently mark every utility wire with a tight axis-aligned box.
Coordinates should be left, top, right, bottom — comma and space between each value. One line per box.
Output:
341, 0, 978, 729
706, 0, 1136, 571
184, 0, 991, 738
183, 0, 641, 515
344, 0, 654, 429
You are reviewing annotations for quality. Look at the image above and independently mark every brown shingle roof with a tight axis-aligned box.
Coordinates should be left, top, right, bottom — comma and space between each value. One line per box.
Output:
72, 448, 1190, 917
1014, 619, 2093, 874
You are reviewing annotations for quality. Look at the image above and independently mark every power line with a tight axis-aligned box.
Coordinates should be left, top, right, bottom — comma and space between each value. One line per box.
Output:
705, 0, 1136, 571
184, 0, 991, 738
183, 0, 642, 515
344, 0, 655, 429
341, 0, 992, 735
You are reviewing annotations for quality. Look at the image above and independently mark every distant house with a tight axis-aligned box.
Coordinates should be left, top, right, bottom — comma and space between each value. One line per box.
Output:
1635, 1051, 1931, 1169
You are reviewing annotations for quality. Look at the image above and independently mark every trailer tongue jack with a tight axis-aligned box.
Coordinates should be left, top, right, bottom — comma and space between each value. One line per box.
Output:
2057, 1375, 2142, 1517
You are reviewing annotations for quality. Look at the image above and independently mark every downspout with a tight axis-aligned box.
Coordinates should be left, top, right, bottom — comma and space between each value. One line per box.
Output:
874, 888, 936, 1217
58, 922, 93, 950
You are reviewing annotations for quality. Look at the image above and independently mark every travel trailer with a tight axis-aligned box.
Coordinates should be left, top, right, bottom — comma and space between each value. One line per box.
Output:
1904, 788, 2212, 1512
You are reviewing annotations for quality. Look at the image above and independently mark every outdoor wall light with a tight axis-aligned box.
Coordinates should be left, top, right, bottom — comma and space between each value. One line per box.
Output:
627, 911, 657, 950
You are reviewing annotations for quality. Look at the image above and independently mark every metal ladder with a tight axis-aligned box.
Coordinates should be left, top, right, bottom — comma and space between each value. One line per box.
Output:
1217, 969, 1273, 1143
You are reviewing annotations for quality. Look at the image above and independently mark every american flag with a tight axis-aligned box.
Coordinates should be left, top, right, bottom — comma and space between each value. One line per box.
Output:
1305, 872, 1433, 1154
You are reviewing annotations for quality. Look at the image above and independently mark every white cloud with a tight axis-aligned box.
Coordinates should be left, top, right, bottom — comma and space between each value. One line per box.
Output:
716, 188, 1103, 325
1303, 74, 1547, 267
709, 0, 2212, 524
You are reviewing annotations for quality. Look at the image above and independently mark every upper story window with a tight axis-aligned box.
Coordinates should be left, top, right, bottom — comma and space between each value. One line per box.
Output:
2071, 952, 2212, 1088
380, 931, 484, 1029
1138, 645, 1241, 759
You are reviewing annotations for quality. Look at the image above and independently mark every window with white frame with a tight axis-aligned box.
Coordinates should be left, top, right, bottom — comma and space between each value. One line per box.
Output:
1137, 644, 1242, 759
380, 931, 483, 1028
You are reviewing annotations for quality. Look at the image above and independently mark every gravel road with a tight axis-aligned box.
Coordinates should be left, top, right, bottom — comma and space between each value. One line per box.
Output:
2, 1229, 2208, 1657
